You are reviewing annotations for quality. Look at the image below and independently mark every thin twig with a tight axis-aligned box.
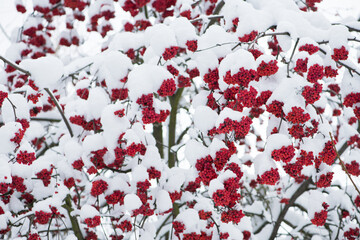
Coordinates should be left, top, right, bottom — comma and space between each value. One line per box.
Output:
44, 88, 74, 137
6, 97, 17, 120
329, 132, 360, 196
0, 24, 10, 40
287, 38, 299, 77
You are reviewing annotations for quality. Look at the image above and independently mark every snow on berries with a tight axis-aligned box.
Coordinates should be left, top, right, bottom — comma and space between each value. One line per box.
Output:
1, 0, 360, 239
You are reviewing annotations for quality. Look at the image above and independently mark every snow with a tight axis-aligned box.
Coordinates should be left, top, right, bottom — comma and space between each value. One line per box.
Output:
82, 133, 106, 153
80, 204, 99, 219
253, 153, 277, 176
265, 133, 292, 153
193, 51, 219, 77
197, 25, 237, 59
142, 145, 163, 170
132, 165, 149, 183
215, 107, 246, 127
163, 167, 186, 192
266, 75, 308, 114
185, 139, 209, 165
156, 190, 172, 214
60, 137, 83, 162
0, 122, 21, 154
218, 49, 256, 91
144, 24, 177, 56
127, 64, 173, 100
209, 138, 227, 157
109, 32, 144, 52
208, 178, 224, 197
1, 93, 29, 123
194, 106, 218, 133
175, 209, 200, 233
86, 87, 110, 119
19, 55, 64, 89
169, 17, 197, 47
307, 190, 326, 219
219, 223, 243, 240
328, 25, 350, 49
124, 194, 143, 213
91, 50, 132, 90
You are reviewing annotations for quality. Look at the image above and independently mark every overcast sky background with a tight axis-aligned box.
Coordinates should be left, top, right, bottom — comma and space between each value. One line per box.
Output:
0, 0, 359, 56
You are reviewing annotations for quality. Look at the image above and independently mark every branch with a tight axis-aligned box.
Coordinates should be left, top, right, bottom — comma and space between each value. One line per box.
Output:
62, 194, 83, 240
329, 132, 360, 196
0, 55, 31, 76
44, 88, 74, 137
0, 24, 10, 41
336, 60, 360, 76
153, 122, 164, 158
204, 0, 225, 31
191, 15, 224, 23
168, 88, 184, 219
268, 178, 313, 240
287, 38, 299, 78
31, 117, 61, 122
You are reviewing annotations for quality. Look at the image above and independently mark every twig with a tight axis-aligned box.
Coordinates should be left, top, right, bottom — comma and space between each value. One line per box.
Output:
0, 55, 31, 76
44, 88, 74, 137
0, 24, 10, 40
329, 132, 360, 196
287, 38, 299, 77
6, 97, 17, 120
31, 117, 61, 122
191, 15, 224, 23
336, 60, 360, 76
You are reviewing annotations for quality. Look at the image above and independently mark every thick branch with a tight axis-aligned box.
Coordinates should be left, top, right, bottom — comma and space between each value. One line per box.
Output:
62, 195, 83, 240
153, 122, 164, 158
168, 88, 184, 219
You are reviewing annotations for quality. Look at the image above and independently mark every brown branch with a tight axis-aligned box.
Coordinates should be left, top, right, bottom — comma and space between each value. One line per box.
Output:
62, 194, 84, 240
44, 88, 74, 137
329, 132, 360, 196
0, 55, 31, 76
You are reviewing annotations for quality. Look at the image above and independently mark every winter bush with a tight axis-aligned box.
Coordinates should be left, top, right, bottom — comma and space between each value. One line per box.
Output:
0, 0, 360, 239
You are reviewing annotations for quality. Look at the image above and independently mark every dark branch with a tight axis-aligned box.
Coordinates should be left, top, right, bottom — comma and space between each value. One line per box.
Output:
44, 88, 74, 137
0, 55, 31, 76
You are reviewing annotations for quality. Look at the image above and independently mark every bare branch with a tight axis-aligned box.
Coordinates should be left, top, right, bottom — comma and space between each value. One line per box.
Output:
0, 55, 31, 76
44, 88, 74, 138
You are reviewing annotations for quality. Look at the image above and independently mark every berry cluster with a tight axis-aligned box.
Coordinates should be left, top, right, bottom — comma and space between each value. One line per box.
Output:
257, 168, 280, 185
223, 68, 258, 88
299, 44, 319, 55
331, 46, 349, 61
271, 145, 295, 163
257, 60, 279, 77
69, 115, 102, 131
91, 180, 108, 197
